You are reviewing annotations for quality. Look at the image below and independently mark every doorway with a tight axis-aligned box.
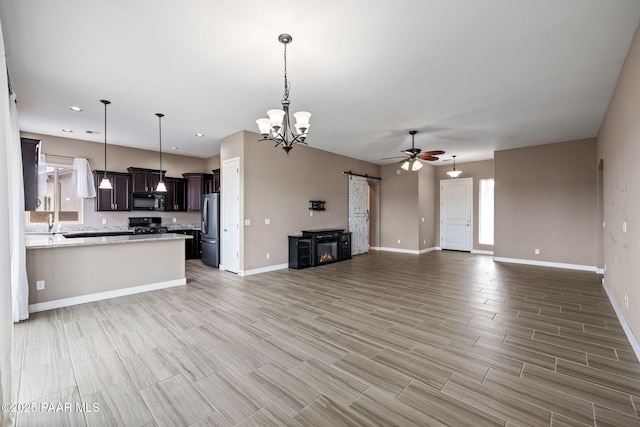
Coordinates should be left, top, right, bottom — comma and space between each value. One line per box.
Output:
440, 178, 473, 251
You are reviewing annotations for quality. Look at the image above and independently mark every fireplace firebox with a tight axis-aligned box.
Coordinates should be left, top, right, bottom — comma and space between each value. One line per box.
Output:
288, 229, 351, 269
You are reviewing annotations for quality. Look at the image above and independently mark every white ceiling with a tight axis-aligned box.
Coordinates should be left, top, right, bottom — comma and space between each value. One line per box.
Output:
2, 0, 640, 165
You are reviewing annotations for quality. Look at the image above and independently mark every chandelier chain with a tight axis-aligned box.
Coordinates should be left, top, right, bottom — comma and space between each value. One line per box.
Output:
283, 42, 290, 101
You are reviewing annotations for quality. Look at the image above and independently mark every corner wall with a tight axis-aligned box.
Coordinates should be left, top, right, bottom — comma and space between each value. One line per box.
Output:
494, 139, 598, 267
596, 24, 640, 348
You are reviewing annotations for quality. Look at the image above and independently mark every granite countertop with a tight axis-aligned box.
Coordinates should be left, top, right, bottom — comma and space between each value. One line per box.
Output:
26, 232, 193, 250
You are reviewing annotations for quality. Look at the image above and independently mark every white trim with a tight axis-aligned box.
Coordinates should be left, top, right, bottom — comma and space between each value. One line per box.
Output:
493, 257, 597, 272
435, 246, 442, 251
602, 278, 640, 363
239, 263, 288, 276
369, 246, 381, 251
377, 247, 420, 254
471, 249, 494, 255
28, 278, 186, 313
419, 247, 438, 254
596, 267, 605, 275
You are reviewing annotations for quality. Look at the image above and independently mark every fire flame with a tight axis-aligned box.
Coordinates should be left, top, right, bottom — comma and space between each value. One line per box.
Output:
319, 251, 334, 263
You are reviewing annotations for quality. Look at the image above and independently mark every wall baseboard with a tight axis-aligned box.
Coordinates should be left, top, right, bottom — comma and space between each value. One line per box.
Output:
602, 278, 640, 363
596, 267, 605, 275
377, 247, 421, 255
471, 249, 494, 255
28, 278, 186, 313
239, 263, 288, 276
493, 257, 598, 272
419, 247, 438, 254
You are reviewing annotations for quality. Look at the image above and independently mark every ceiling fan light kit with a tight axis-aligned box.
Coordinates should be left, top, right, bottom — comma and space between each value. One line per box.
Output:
382, 130, 444, 172
256, 33, 311, 156
447, 155, 462, 178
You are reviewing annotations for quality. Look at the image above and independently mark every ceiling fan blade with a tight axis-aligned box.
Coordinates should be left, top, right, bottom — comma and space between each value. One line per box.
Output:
419, 155, 440, 161
381, 155, 406, 160
423, 150, 445, 156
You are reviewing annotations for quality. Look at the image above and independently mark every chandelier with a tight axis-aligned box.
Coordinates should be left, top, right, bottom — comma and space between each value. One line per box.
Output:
256, 34, 311, 156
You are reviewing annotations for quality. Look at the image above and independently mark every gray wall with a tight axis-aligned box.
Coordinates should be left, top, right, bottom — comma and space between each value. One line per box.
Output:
597, 25, 640, 342
435, 159, 494, 252
494, 139, 598, 266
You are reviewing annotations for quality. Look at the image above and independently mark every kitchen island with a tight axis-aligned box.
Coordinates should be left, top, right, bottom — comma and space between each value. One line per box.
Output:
26, 233, 192, 313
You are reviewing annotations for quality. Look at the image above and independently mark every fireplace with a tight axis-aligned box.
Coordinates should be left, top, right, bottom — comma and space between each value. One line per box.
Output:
289, 229, 351, 269
316, 239, 338, 265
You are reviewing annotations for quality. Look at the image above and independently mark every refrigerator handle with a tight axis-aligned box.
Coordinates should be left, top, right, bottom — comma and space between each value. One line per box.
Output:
203, 198, 208, 235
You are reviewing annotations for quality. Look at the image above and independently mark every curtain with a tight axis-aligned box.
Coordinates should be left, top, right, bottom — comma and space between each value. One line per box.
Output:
2, 15, 28, 426
70, 157, 96, 198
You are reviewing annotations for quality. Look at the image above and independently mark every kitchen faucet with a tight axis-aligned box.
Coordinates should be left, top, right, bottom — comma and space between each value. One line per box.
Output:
47, 213, 54, 233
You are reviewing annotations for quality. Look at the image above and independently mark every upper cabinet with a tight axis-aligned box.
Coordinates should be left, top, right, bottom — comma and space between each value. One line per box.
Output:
183, 172, 215, 211
21, 137, 40, 211
164, 177, 187, 211
128, 167, 164, 193
94, 171, 131, 211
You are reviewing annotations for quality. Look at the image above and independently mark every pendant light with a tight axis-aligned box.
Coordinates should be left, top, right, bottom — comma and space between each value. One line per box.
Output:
155, 113, 167, 192
447, 155, 462, 178
98, 99, 113, 189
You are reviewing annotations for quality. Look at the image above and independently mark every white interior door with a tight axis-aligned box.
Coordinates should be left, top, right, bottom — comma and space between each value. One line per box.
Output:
222, 157, 240, 273
349, 175, 369, 255
440, 178, 472, 251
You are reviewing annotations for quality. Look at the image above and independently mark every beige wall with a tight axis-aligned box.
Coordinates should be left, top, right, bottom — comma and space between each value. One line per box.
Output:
221, 131, 380, 272
380, 164, 420, 251
418, 164, 437, 250
494, 139, 598, 266
22, 132, 218, 227
597, 25, 640, 343
435, 159, 494, 252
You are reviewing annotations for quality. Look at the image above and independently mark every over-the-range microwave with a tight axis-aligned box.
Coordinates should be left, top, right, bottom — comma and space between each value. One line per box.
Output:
131, 193, 165, 211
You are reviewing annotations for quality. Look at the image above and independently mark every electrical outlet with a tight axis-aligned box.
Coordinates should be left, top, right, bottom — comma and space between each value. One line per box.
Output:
623, 221, 628, 233
535, 248, 540, 255
265, 218, 271, 225
397, 239, 401, 244
266, 252, 271, 260
244, 219, 251, 226
36, 280, 45, 290
396, 170, 401, 175
624, 294, 629, 308
172, 218, 177, 223
310, 211, 313, 217
421, 217, 425, 222
424, 240, 426, 245
101, 218, 107, 225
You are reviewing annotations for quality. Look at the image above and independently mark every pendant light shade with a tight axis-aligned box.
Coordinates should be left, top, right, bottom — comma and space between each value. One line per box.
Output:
447, 155, 462, 178
98, 99, 113, 190
155, 113, 167, 192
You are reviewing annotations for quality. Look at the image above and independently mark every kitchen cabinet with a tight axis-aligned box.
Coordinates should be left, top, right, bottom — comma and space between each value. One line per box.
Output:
212, 169, 220, 192
182, 172, 214, 211
94, 171, 131, 211
172, 229, 201, 259
128, 167, 164, 193
21, 137, 40, 211
164, 178, 187, 211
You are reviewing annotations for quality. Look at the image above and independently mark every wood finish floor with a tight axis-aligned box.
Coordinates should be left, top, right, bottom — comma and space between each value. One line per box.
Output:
12, 250, 640, 426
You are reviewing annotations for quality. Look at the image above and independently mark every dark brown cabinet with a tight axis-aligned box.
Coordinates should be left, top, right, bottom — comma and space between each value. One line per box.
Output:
212, 169, 220, 192
128, 167, 164, 193
94, 171, 131, 211
21, 137, 40, 211
183, 172, 214, 211
164, 178, 187, 211
173, 229, 201, 259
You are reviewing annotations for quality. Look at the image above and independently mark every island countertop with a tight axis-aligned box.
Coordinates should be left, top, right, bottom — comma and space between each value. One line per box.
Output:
26, 232, 193, 250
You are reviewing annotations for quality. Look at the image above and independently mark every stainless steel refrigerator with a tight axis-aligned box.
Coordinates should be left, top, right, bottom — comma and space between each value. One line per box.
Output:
201, 192, 220, 267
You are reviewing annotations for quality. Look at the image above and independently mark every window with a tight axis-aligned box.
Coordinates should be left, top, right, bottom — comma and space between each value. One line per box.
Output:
479, 178, 494, 245
28, 161, 83, 225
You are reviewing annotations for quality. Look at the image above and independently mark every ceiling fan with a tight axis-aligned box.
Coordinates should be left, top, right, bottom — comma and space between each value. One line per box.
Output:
381, 130, 445, 170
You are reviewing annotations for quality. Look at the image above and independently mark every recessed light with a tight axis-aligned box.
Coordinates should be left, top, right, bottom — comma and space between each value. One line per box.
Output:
61, 129, 73, 133
85, 130, 101, 134
170, 146, 178, 150
69, 106, 82, 112
195, 133, 204, 137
